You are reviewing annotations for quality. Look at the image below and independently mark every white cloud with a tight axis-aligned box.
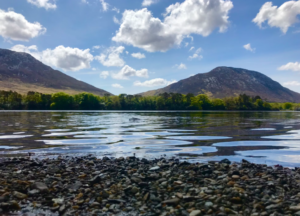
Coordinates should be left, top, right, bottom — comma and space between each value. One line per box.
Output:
27, 0, 57, 10
283, 81, 300, 86
0, 9, 46, 41
92, 68, 96, 71
113, 16, 120, 24
112, 83, 123, 88
39, 46, 94, 71
184, 42, 189, 47
189, 47, 203, 60
92, 45, 101, 49
11, 44, 38, 52
243, 43, 255, 52
95, 46, 125, 67
11, 45, 94, 71
112, 65, 149, 80
189, 47, 195, 52
134, 78, 177, 87
278, 62, 300, 72
142, 0, 158, 7
131, 52, 146, 59
253, 1, 300, 34
174, 63, 187, 70
100, 0, 109, 11
113, 0, 233, 52
82, 0, 89, 4
10, 44, 41, 59
112, 7, 120, 13
100, 71, 109, 79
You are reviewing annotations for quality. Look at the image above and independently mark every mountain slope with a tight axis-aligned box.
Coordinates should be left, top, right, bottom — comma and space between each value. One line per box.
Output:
0, 49, 111, 96
139, 67, 300, 102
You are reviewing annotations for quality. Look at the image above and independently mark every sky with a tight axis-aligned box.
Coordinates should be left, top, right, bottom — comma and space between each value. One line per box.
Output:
0, 0, 300, 95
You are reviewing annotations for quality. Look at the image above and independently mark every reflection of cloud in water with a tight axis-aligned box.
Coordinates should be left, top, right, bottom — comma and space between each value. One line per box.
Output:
262, 130, 300, 140
0, 146, 22, 149
235, 148, 300, 166
13, 132, 26, 134
165, 136, 231, 140
10, 143, 217, 159
0, 135, 33, 139
213, 141, 300, 147
45, 129, 72, 132
251, 128, 276, 131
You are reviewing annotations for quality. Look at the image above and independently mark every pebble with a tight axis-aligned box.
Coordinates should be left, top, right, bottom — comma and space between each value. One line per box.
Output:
189, 210, 201, 216
0, 156, 299, 215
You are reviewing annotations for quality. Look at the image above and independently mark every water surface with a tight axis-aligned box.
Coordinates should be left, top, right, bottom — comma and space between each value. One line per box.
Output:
0, 111, 300, 167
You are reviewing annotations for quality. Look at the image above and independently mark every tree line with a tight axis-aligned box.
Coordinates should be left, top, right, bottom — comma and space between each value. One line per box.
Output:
0, 90, 298, 111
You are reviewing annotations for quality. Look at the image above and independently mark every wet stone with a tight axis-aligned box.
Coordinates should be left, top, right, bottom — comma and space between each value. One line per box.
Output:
31, 182, 48, 193
0, 156, 299, 215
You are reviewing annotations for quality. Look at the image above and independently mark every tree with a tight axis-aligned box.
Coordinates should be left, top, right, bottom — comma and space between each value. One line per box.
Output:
50, 92, 74, 110
283, 102, 293, 110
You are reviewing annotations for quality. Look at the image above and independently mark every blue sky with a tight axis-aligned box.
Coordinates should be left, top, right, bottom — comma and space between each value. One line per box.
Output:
0, 0, 299, 95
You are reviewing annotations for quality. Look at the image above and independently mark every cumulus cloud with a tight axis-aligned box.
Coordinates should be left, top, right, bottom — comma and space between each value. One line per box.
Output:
11, 45, 94, 71
278, 62, 300, 72
283, 81, 300, 86
134, 78, 177, 87
39, 46, 93, 71
112, 65, 149, 80
112, 83, 123, 88
189, 47, 195, 52
95, 46, 125, 67
174, 63, 187, 70
131, 52, 146, 59
142, 0, 158, 7
189, 47, 203, 60
112, 7, 120, 13
27, 0, 57, 10
100, 71, 109, 79
10, 44, 40, 59
253, 1, 300, 34
100, 0, 109, 11
243, 43, 255, 52
113, 0, 233, 52
0, 9, 46, 41
113, 16, 120, 24
11, 44, 38, 52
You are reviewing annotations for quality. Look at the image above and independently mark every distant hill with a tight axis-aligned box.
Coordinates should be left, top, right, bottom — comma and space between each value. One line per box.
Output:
0, 49, 111, 96
139, 67, 300, 103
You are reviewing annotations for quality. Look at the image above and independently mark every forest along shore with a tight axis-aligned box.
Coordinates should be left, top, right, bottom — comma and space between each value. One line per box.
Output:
0, 156, 300, 216
1, 90, 299, 111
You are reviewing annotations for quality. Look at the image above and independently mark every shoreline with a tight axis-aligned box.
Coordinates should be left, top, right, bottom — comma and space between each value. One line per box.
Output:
0, 156, 300, 215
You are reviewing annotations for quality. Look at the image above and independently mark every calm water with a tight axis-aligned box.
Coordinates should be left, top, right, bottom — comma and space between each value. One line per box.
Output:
0, 111, 300, 166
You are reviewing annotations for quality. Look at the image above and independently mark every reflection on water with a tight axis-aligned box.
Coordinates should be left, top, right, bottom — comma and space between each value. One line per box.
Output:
0, 111, 300, 166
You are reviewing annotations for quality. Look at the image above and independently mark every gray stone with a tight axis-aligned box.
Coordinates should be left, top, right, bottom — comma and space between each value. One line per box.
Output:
189, 210, 201, 216
149, 166, 160, 171
162, 198, 180, 205
31, 182, 48, 193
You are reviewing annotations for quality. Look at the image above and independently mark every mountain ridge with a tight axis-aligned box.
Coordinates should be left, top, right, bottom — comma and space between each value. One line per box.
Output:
139, 67, 300, 103
0, 48, 111, 96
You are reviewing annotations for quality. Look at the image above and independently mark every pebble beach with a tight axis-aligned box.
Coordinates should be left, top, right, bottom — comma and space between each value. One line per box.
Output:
1, 155, 300, 216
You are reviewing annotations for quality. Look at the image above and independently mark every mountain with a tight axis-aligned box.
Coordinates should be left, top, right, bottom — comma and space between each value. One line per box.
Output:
0, 49, 111, 96
139, 67, 300, 102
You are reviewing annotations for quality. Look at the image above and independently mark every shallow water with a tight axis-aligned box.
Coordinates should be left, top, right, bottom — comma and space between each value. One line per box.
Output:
0, 111, 300, 166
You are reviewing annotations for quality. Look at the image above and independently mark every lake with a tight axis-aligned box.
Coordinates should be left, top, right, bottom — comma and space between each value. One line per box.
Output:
0, 111, 300, 167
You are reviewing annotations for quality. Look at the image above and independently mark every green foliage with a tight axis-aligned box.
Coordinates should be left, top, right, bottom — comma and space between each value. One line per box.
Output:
50, 92, 74, 110
0, 90, 292, 111
283, 102, 293, 110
